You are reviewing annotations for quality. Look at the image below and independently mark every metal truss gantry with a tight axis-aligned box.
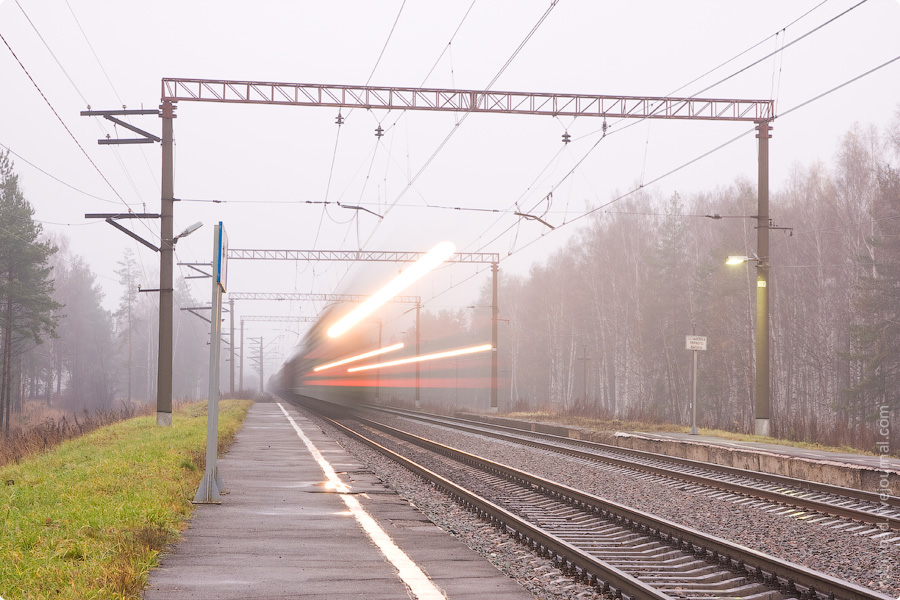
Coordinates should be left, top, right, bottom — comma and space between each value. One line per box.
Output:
162, 78, 773, 122
227, 249, 499, 264
228, 292, 421, 304
122, 76, 773, 425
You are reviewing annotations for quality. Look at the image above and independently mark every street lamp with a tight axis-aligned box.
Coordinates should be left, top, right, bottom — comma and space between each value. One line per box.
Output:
726, 251, 770, 437
174, 221, 203, 244
725, 254, 758, 266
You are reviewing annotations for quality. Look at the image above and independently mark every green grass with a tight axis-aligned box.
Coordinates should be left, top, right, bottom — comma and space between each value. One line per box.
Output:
501, 411, 877, 456
0, 399, 253, 599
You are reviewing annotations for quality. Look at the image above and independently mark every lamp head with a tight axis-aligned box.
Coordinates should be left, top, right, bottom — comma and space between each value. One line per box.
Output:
175, 221, 203, 241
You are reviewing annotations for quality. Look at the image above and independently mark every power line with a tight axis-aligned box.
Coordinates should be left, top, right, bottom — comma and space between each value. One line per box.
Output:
365, 0, 407, 86
14, 0, 88, 105
467, 4, 890, 261
0, 141, 121, 204
0, 31, 128, 206
379, 0, 563, 222
690, 0, 871, 100
489, 52, 900, 263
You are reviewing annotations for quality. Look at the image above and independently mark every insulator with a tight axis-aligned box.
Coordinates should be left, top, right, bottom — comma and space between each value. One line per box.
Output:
562, 131, 571, 144
375, 125, 384, 137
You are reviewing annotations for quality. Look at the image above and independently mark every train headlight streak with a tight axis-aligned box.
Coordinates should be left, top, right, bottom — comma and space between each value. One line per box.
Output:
327, 241, 456, 338
347, 343, 492, 372
313, 342, 405, 372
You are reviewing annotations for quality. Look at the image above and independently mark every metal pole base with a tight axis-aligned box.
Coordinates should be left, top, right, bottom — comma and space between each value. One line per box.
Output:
193, 467, 223, 504
157, 412, 172, 427
754, 418, 770, 437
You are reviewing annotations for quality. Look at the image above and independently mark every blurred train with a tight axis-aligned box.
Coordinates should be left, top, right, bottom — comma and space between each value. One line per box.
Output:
274, 305, 500, 410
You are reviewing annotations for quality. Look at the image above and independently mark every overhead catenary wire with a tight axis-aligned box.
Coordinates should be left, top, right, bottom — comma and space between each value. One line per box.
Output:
0, 141, 120, 204
485, 52, 900, 263
0, 31, 128, 207
468, 0, 872, 258
369, 0, 563, 230
462, 0, 885, 262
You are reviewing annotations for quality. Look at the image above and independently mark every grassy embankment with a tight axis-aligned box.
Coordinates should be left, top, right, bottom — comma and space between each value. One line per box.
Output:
0, 399, 253, 599
503, 411, 878, 457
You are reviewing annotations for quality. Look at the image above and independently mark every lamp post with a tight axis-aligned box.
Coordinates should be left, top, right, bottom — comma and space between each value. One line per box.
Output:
725, 251, 769, 437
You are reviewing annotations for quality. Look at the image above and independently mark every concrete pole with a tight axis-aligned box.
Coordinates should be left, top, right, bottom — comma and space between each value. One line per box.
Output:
259, 337, 264, 396
156, 100, 176, 426
415, 304, 421, 408
239, 319, 244, 396
490, 263, 499, 411
755, 120, 772, 437
229, 298, 235, 396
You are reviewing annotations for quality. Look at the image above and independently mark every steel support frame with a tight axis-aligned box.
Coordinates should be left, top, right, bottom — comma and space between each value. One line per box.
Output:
227, 249, 498, 264
162, 78, 773, 122
227, 292, 421, 304
241, 315, 317, 323
157, 76, 773, 429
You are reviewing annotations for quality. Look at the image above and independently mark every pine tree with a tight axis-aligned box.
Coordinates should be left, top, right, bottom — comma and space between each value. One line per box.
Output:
0, 150, 60, 435
115, 248, 140, 403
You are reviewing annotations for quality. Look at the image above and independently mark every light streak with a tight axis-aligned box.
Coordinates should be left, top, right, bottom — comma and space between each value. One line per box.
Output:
347, 343, 492, 372
327, 241, 456, 338
313, 342, 404, 372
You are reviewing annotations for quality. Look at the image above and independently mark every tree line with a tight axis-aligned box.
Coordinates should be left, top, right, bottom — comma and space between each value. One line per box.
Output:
459, 116, 898, 451
0, 150, 210, 435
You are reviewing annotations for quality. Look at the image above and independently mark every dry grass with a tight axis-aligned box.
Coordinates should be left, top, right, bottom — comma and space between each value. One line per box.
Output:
0, 403, 153, 467
0, 399, 253, 599
500, 411, 881, 457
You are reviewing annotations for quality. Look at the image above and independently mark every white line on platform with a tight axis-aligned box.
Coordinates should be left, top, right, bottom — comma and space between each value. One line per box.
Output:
277, 403, 446, 600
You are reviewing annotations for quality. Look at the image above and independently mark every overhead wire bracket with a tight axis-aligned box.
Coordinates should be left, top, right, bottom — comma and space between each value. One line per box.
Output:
80, 108, 161, 145
85, 212, 160, 252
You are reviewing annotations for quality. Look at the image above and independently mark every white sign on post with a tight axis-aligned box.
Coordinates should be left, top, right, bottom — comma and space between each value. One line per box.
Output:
194, 222, 226, 504
685, 335, 707, 351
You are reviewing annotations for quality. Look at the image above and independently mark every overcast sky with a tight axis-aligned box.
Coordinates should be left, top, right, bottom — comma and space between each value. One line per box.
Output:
1, 0, 899, 363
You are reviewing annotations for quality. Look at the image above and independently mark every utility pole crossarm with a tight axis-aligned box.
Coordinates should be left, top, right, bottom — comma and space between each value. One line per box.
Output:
162, 78, 773, 122
227, 249, 499, 264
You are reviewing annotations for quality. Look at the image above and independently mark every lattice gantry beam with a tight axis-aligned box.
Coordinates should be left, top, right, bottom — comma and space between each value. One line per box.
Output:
241, 316, 318, 323
228, 292, 421, 304
162, 78, 773, 122
226, 249, 499, 264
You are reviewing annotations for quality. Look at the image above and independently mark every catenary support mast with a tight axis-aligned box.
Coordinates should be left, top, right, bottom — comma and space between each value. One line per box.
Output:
153, 77, 772, 425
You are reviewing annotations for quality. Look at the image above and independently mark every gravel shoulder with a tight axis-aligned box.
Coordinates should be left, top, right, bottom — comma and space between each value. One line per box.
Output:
306, 406, 900, 598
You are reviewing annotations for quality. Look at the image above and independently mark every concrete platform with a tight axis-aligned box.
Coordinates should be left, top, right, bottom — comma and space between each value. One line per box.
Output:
459, 413, 900, 496
614, 430, 900, 496
143, 402, 534, 599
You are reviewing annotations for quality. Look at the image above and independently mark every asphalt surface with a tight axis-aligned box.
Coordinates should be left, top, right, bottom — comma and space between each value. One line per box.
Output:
143, 401, 534, 599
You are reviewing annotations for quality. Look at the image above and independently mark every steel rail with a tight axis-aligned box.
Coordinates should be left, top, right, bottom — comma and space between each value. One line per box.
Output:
370, 406, 900, 526
322, 415, 674, 600
344, 411, 892, 600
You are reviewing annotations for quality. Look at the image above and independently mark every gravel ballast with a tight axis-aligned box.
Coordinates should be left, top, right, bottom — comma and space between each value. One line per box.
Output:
302, 406, 900, 598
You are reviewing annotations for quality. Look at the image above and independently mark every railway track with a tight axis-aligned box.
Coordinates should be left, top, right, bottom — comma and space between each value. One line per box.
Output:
364, 406, 900, 533
309, 404, 892, 600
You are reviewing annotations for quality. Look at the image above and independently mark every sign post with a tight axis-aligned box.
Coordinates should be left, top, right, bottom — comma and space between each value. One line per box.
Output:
194, 222, 228, 504
685, 335, 706, 435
